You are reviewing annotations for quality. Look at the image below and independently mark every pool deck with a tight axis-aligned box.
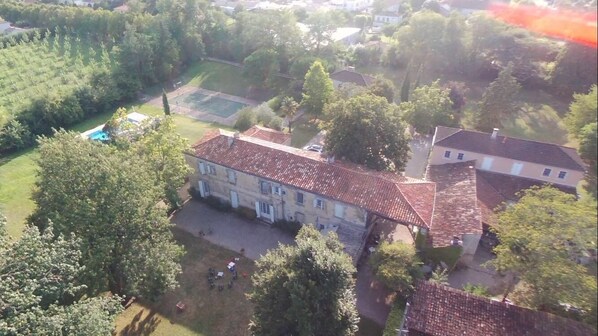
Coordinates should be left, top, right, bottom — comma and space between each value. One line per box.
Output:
148, 86, 258, 126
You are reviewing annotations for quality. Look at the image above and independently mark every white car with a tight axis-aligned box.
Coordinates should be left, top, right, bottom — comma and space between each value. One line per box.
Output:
303, 144, 323, 153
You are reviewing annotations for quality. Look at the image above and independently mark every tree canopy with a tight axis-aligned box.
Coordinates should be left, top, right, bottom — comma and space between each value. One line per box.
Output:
29, 131, 183, 299
564, 85, 597, 138
324, 93, 410, 171
302, 61, 334, 117
0, 214, 123, 335
249, 225, 359, 336
400, 80, 457, 134
242, 49, 280, 88
368, 77, 395, 103
369, 241, 422, 294
490, 187, 597, 324
474, 62, 521, 132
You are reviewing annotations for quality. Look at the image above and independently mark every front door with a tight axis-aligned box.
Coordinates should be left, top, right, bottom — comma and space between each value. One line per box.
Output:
230, 190, 239, 208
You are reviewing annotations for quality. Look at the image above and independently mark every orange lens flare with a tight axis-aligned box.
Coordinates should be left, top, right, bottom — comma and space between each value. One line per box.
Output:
489, 2, 597, 48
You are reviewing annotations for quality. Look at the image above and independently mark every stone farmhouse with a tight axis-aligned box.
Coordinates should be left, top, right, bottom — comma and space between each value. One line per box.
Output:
186, 128, 480, 263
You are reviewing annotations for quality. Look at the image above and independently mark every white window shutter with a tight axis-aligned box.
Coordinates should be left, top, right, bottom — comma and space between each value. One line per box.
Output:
255, 201, 261, 218
269, 205, 274, 222
271, 185, 276, 194
199, 162, 206, 175
198, 181, 205, 197
313, 198, 318, 208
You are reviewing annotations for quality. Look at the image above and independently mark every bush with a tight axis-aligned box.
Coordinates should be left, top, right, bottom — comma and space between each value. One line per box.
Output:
234, 107, 257, 131
204, 195, 232, 212
268, 95, 283, 112
236, 205, 257, 220
273, 219, 302, 235
188, 186, 203, 201
383, 297, 406, 336
462, 283, 490, 297
255, 103, 275, 125
267, 116, 283, 131
0, 119, 33, 154
420, 245, 462, 270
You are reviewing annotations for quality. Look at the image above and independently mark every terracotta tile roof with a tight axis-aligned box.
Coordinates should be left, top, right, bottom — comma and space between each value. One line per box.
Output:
475, 171, 505, 227
433, 126, 586, 171
475, 171, 578, 227
330, 69, 376, 87
406, 281, 596, 336
426, 161, 482, 247
190, 130, 435, 227
242, 125, 291, 145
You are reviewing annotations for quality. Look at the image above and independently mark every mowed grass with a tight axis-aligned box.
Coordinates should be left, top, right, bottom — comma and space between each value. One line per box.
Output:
183, 61, 251, 98
0, 102, 224, 238
114, 228, 256, 336
290, 115, 320, 148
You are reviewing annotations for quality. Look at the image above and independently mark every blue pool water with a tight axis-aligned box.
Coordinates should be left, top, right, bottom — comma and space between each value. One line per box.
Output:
89, 130, 109, 141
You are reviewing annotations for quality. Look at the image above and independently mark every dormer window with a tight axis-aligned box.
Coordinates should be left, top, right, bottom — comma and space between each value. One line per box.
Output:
543, 168, 551, 177
457, 153, 464, 160
444, 150, 451, 158
558, 171, 567, 179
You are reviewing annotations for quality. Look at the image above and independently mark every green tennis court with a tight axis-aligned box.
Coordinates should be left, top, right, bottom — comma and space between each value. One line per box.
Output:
175, 91, 248, 118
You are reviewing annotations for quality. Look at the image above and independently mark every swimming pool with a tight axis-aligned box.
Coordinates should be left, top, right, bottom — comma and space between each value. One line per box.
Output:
89, 130, 109, 141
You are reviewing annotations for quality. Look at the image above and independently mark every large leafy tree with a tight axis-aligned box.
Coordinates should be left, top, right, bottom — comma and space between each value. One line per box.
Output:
132, 116, 192, 209
474, 62, 521, 132
369, 241, 422, 294
29, 131, 183, 299
579, 123, 597, 199
490, 187, 597, 323
249, 225, 359, 336
324, 93, 410, 171
368, 77, 395, 103
301, 61, 334, 117
551, 43, 598, 97
242, 49, 280, 88
305, 10, 342, 54
400, 80, 457, 134
0, 214, 123, 335
564, 85, 597, 138
394, 11, 446, 70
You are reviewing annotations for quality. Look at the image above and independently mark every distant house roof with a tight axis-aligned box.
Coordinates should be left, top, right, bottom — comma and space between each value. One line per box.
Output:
190, 130, 435, 227
433, 126, 586, 172
330, 69, 376, 87
242, 125, 291, 145
405, 281, 596, 336
475, 170, 578, 227
426, 161, 482, 247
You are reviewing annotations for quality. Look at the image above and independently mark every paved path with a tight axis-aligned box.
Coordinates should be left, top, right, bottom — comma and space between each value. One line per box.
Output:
448, 246, 509, 296
405, 134, 432, 179
172, 200, 295, 260
355, 263, 394, 326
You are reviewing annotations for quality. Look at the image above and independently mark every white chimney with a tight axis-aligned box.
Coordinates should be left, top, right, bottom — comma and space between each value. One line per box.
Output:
233, 131, 240, 139
491, 128, 499, 140
327, 155, 335, 163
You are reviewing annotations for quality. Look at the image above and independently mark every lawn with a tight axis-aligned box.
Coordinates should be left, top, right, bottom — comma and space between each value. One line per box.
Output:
0, 102, 226, 239
290, 114, 320, 148
114, 228, 256, 336
183, 61, 251, 98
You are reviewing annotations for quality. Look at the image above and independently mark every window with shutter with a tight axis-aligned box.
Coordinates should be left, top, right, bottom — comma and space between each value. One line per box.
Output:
227, 170, 236, 184
199, 162, 206, 175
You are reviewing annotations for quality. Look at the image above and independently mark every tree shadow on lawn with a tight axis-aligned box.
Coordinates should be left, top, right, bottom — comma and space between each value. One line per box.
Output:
115, 228, 256, 336
119, 310, 161, 336
501, 103, 569, 145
